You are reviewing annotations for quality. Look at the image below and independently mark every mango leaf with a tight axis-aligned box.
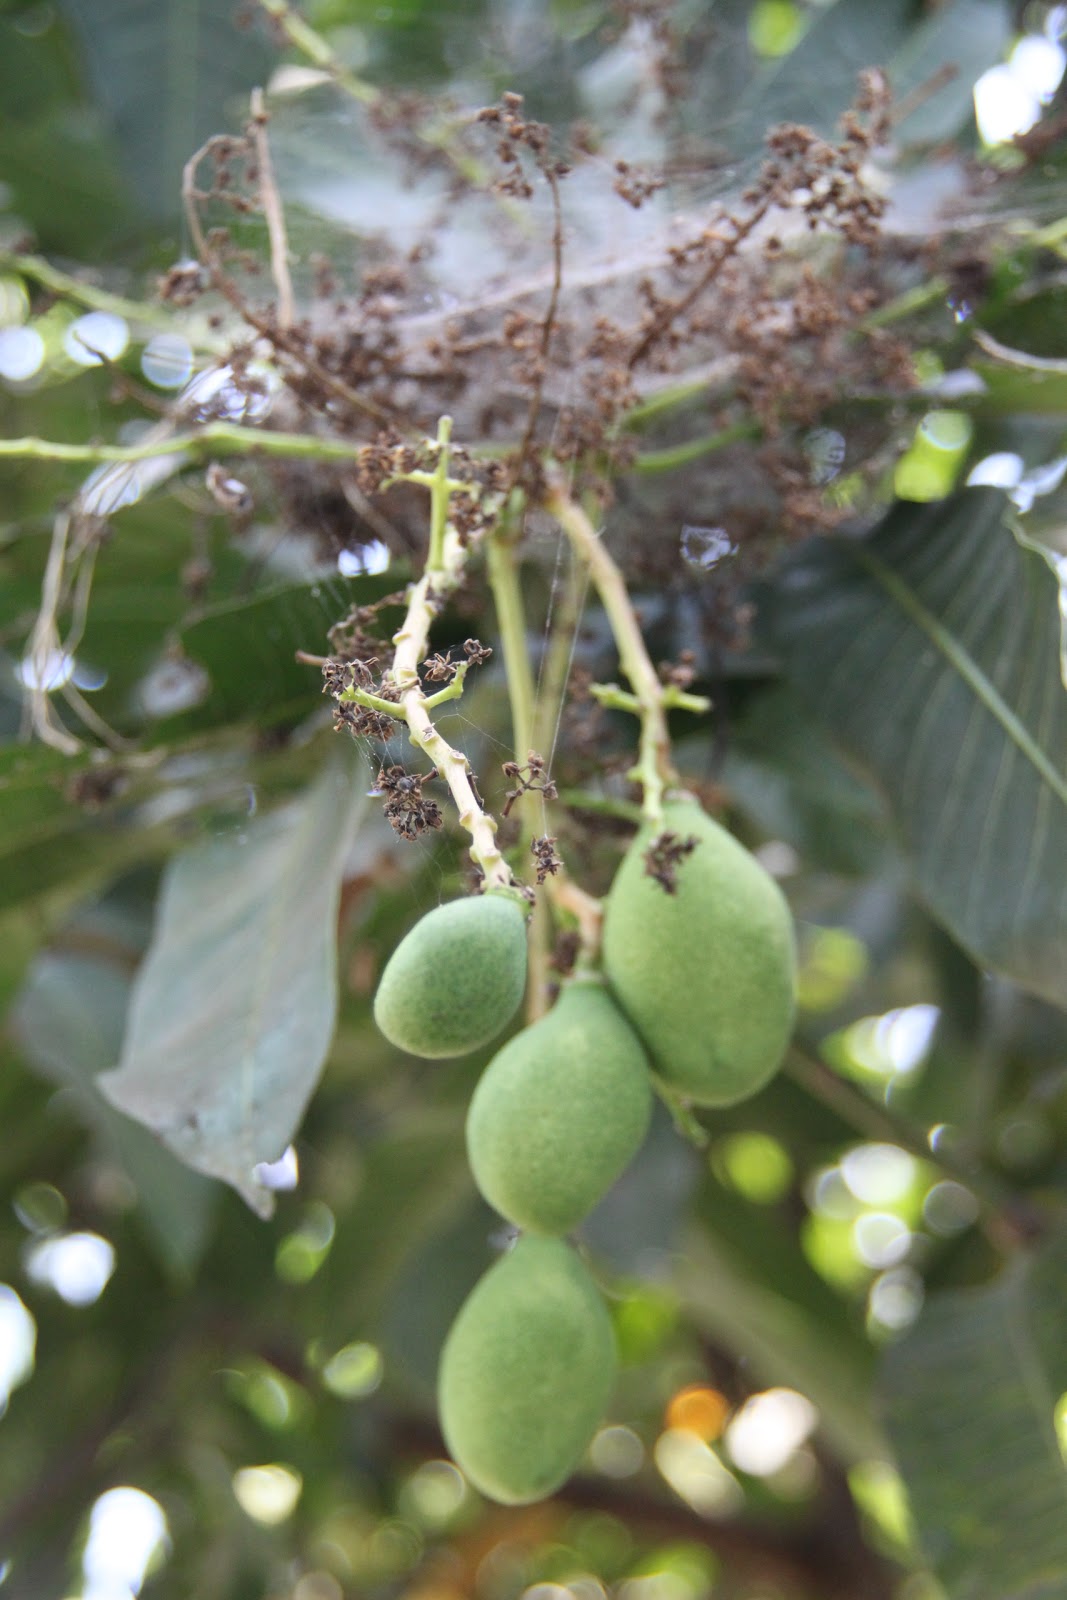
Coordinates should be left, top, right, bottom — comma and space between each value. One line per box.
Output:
0, 744, 151, 913
57, 0, 275, 222
758, 489, 1067, 1010
100, 753, 367, 1214
887, 0, 1010, 146
716, 684, 889, 877
164, 573, 400, 737
882, 1228, 1067, 1600
731, 0, 911, 150
974, 364, 1067, 416
11, 950, 217, 1276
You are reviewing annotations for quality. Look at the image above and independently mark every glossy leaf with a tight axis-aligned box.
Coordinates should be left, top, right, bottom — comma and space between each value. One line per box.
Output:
100, 753, 367, 1213
883, 1228, 1067, 1600
759, 489, 1067, 1009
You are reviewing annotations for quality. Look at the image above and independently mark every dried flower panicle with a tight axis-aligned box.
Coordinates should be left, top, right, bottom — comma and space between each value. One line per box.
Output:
644, 829, 699, 894
502, 752, 559, 818
375, 764, 444, 840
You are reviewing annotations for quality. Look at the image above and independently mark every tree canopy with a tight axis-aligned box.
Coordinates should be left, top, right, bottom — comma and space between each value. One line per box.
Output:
4, 4, 1067, 1599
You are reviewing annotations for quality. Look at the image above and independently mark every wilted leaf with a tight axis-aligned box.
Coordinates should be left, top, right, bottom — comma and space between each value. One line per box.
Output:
100, 753, 367, 1213
883, 1228, 1067, 1600
759, 489, 1067, 1010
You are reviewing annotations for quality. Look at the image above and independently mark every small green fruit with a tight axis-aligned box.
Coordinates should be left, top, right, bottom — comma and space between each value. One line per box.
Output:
466, 980, 652, 1234
602, 796, 795, 1105
439, 1235, 615, 1504
374, 893, 527, 1059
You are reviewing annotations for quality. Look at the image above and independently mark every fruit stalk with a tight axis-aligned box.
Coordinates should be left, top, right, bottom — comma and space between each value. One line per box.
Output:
344, 416, 514, 891
485, 523, 556, 1011
543, 476, 708, 824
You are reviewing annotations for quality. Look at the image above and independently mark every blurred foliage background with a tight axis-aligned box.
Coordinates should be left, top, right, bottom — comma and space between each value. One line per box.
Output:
5, 2, 1067, 1599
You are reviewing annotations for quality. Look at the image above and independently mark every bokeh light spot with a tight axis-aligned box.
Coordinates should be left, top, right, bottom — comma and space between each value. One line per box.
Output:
852, 1212, 911, 1270
25, 1231, 115, 1306
232, 1463, 302, 1524
80, 1486, 168, 1600
654, 1429, 743, 1515
664, 1385, 729, 1442
715, 1132, 793, 1204
590, 1424, 645, 1477
322, 1340, 383, 1399
64, 311, 129, 367
0, 1285, 36, 1413
0, 325, 45, 382
725, 1388, 817, 1477
399, 1459, 468, 1526
141, 333, 194, 389
840, 1144, 917, 1207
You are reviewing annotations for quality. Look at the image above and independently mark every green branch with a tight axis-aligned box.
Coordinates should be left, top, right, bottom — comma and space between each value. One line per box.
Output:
484, 515, 554, 1012
0, 249, 222, 345
257, 0, 380, 104
543, 478, 709, 825
485, 521, 536, 761
632, 420, 760, 475
0, 425, 382, 469
256, 0, 495, 192
384, 418, 515, 894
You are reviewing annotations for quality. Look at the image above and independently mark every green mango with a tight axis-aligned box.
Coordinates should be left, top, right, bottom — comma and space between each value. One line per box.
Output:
466, 979, 652, 1234
602, 796, 795, 1106
438, 1235, 615, 1504
373, 892, 527, 1059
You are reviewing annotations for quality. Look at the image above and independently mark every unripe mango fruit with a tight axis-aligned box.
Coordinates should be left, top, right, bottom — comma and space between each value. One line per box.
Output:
438, 1234, 615, 1504
466, 979, 652, 1234
373, 893, 527, 1059
602, 796, 795, 1106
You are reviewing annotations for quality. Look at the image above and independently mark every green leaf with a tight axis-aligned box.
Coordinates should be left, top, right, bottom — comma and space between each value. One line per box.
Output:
732, 0, 911, 149
715, 683, 889, 876
888, 0, 1010, 146
0, 745, 137, 912
56, 0, 276, 221
99, 753, 367, 1214
166, 573, 400, 736
974, 364, 1067, 416
759, 489, 1067, 1009
982, 290, 1067, 363
0, 105, 131, 255
882, 1228, 1067, 1600
11, 948, 217, 1276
